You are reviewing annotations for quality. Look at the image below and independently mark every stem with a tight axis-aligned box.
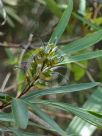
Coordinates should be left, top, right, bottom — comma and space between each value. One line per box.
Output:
17, 76, 39, 98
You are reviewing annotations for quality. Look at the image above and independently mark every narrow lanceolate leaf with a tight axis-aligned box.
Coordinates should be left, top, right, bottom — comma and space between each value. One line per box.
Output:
0, 112, 14, 122
60, 29, 102, 54
49, 0, 73, 44
88, 111, 102, 118
23, 82, 99, 101
66, 87, 102, 136
11, 128, 45, 136
35, 100, 102, 128
0, 0, 6, 25
12, 98, 28, 129
44, 0, 62, 17
27, 103, 67, 136
73, 13, 100, 30
5, 7, 22, 23
0, 92, 10, 97
0, 127, 45, 136
60, 50, 102, 64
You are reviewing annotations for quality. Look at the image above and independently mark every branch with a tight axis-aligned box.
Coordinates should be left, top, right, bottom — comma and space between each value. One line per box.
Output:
0, 37, 80, 50
43, 109, 73, 119
29, 111, 52, 129
0, 42, 23, 49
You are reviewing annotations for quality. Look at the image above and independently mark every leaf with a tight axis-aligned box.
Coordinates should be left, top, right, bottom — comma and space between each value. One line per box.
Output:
27, 103, 67, 136
66, 87, 102, 136
44, 0, 62, 17
5, 6, 22, 23
6, 15, 15, 27
0, 0, 6, 25
73, 13, 100, 30
49, 0, 73, 44
3, 0, 17, 6
5, 47, 16, 63
22, 132, 45, 136
28, 121, 55, 132
7, 128, 24, 136
60, 50, 102, 64
12, 129, 45, 136
0, 91, 12, 103
23, 82, 99, 101
12, 98, 28, 129
0, 127, 45, 136
0, 92, 10, 97
88, 111, 102, 118
71, 61, 87, 81
34, 100, 102, 128
0, 112, 14, 122
0, 128, 9, 133
60, 29, 102, 54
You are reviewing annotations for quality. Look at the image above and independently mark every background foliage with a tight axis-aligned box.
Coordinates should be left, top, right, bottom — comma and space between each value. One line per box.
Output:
0, 0, 102, 136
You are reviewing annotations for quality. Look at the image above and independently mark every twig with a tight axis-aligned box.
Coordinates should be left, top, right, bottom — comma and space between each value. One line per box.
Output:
3, 81, 23, 93
1, 73, 11, 92
92, 2, 101, 19
0, 42, 23, 49
43, 109, 73, 119
17, 34, 35, 97
29, 111, 52, 129
0, 37, 80, 50
17, 76, 39, 98
3, 85, 15, 92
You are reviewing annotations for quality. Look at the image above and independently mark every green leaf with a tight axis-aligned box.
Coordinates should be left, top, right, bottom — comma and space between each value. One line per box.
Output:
71, 61, 87, 81
6, 15, 15, 27
22, 132, 45, 136
73, 13, 100, 30
34, 100, 102, 128
28, 121, 55, 132
0, 0, 6, 25
88, 111, 102, 118
60, 29, 102, 54
5, 6, 22, 23
0, 112, 14, 122
13, 129, 45, 136
0, 92, 12, 103
66, 87, 102, 135
12, 98, 28, 129
44, 0, 62, 17
23, 82, 99, 101
1, 127, 45, 136
3, 0, 17, 6
60, 50, 102, 64
27, 103, 67, 136
49, 0, 73, 44
7, 128, 24, 136
0, 92, 10, 97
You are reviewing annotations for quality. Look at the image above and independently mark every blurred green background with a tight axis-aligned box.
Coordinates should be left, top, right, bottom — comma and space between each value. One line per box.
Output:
0, 0, 102, 135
